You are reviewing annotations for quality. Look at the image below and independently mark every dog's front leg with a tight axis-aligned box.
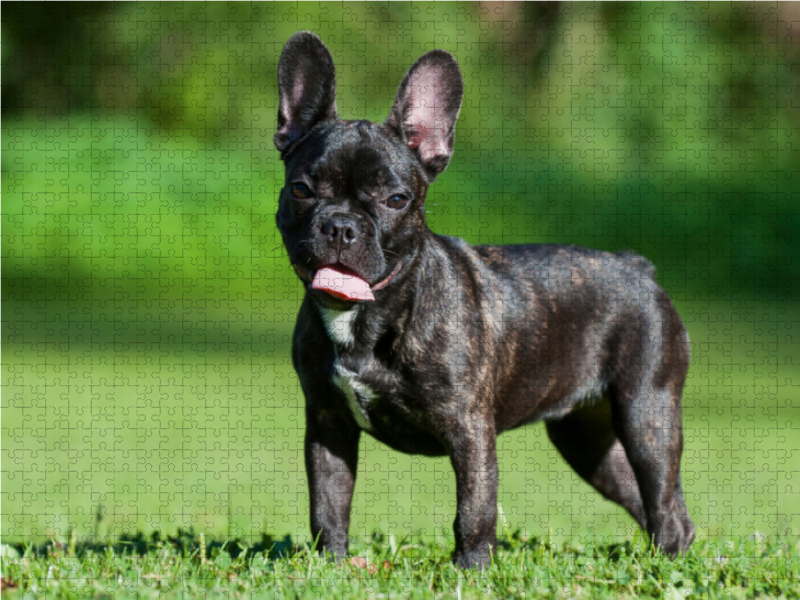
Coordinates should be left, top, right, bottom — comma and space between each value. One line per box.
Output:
305, 410, 360, 561
448, 417, 499, 569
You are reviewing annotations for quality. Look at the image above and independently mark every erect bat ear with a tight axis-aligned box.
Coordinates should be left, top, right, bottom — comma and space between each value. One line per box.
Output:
274, 31, 337, 155
385, 50, 463, 181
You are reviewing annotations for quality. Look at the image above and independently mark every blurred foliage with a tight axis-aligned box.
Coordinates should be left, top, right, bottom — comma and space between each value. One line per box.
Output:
3, 1, 800, 306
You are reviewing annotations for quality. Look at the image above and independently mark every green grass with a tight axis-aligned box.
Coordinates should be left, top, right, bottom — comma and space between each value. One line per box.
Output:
3, 531, 800, 599
4, 297, 800, 545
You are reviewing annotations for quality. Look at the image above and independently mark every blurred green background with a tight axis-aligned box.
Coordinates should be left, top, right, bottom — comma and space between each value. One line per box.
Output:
3, 2, 800, 547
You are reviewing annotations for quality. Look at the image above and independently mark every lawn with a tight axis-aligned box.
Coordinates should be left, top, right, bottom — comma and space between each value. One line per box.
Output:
3, 297, 799, 548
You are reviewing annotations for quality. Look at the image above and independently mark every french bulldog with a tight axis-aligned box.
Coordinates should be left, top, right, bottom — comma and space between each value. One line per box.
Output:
274, 31, 694, 569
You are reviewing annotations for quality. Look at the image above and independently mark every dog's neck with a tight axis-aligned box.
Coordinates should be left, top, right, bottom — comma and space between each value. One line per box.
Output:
311, 233, 460, 361
311, 232, 439, 346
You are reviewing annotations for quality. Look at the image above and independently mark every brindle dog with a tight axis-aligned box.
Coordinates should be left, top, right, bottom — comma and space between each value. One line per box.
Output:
274, 31, 695, 569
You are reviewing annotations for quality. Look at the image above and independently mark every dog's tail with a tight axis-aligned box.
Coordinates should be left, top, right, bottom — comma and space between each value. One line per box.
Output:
617, 250, 656, 280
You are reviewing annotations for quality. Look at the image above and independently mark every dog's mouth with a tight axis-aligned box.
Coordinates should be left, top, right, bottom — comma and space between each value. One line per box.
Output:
292, 262, 403, 302
312, 265, 375, 301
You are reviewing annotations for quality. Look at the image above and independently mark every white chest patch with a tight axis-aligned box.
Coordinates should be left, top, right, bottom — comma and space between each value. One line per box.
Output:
331, 359, 376, 431
318, 305, 359, 347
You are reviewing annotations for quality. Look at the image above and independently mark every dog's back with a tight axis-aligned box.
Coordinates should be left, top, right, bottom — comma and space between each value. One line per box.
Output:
448, 241, 690, 427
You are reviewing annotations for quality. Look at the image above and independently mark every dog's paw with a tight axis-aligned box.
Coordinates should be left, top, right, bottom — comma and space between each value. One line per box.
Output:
654, 512, 696, 558
454, 547, 493, 570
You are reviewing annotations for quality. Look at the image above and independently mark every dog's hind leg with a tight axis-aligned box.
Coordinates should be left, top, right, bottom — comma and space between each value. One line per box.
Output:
546, 398, 647, 530
605, 298, 695, 557
608, 381, 695, 557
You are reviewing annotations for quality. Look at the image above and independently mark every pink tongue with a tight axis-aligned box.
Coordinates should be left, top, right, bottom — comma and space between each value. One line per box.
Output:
311, 267, 375, 301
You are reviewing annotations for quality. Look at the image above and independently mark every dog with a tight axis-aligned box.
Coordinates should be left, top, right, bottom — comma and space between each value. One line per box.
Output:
273, 31, 695, 569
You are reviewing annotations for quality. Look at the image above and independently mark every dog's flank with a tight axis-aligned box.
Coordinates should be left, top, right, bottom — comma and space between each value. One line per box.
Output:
275, 31, 694, 569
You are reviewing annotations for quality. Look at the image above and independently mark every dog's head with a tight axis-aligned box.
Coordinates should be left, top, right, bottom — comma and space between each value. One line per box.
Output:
274, 31, 463, 305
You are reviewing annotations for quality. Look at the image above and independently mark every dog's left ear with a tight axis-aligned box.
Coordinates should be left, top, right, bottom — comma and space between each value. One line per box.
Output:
275, 31, 338, 154
386, 50, 463, 181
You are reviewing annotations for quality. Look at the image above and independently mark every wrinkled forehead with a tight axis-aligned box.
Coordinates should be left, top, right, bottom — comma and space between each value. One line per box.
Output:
288, 121, 421, 190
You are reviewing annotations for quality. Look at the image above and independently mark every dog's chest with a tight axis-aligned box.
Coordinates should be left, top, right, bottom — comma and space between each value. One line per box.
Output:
318, 305, 378, 431
331, 358, 376, 431
312, 304, 448, 455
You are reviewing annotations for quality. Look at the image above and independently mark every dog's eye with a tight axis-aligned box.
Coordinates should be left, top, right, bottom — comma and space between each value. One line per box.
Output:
386, 194, 409, 210
291, 183, 312, 200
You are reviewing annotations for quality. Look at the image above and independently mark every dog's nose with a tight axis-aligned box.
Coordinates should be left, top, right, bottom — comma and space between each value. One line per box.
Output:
321, 214, 359, 247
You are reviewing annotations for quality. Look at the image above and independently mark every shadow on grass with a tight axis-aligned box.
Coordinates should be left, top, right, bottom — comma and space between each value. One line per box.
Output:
9, 528, 298, 562
10, 526, 656, 567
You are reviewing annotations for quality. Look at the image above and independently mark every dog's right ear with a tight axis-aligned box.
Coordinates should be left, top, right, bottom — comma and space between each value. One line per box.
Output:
274, 31, 337, 154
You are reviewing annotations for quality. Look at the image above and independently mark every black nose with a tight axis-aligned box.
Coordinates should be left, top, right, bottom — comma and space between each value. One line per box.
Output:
321, 214, 359, 247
